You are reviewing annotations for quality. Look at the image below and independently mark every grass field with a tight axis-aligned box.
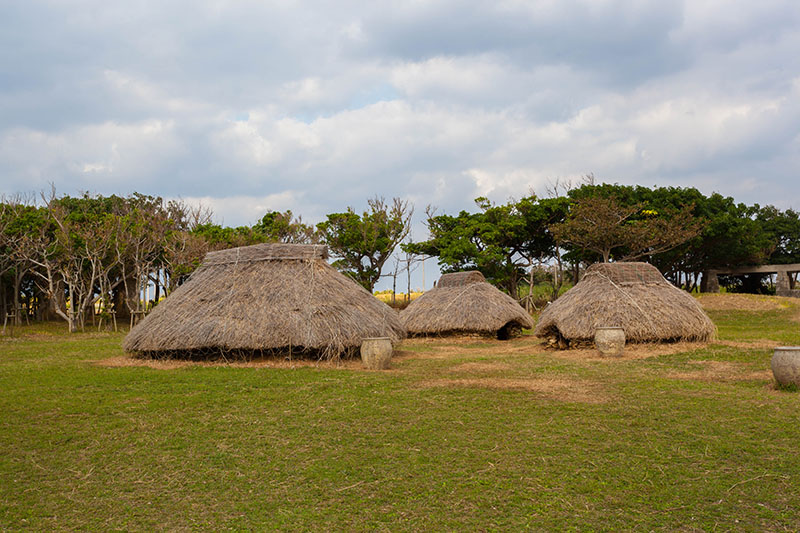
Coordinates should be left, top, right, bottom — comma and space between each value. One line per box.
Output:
2, 294, 800, 531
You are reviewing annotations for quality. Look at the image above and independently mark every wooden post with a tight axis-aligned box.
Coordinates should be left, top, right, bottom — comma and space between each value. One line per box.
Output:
2, 309, 15, 336
777, 270, 791, 297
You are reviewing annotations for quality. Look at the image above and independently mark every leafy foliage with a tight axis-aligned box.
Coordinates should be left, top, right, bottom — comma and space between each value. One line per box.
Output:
406, 196, 569, 298
317, 197, 412, 291
253, 210, 318, 244
549, 194, 704, 263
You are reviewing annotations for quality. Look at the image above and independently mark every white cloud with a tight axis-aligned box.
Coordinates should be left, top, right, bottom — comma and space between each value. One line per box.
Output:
0, 120, 181, 190
180, 191, 305, 227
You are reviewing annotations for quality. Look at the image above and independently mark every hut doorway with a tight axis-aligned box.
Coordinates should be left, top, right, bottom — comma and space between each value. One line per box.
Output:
497, 321, 521, 340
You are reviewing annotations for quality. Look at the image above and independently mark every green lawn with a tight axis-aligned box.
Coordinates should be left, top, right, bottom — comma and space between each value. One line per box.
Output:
2, 296, 800, 531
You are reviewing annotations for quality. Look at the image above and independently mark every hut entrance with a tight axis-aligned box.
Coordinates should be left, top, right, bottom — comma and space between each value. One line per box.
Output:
497, 321, 521, 341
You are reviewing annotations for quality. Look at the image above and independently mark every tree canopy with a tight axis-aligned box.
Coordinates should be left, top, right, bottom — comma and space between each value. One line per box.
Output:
406, 195, 569, 298
317, 197, 412, 291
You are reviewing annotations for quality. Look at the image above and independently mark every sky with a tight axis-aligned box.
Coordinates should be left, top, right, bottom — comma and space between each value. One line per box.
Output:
1, 0, 799, 289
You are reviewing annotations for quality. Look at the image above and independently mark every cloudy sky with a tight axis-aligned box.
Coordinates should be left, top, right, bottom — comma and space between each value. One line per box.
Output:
1, 1, 799, 287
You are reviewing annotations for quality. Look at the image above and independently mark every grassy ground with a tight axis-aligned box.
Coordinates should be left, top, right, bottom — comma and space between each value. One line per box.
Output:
1, 295, 800, 531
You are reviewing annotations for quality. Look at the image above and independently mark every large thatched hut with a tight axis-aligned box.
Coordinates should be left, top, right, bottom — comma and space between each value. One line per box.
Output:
123, 243, 405, 359
534, 262, 715, 346
400, 271, 534, 339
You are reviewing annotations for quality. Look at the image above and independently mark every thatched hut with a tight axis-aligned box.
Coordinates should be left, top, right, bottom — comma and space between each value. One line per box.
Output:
123, 243, 405, 360
400, 271, 534, 339
534, 262, 715, 346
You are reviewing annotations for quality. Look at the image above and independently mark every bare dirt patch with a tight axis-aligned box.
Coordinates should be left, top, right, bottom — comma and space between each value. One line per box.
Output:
548, 341, 708, 362
419, 377, 607, 404
715, 339, 780, 350
697, 293, 796, 312
668, 360, 772, 383
397, 336, 547, 360
448, 362, 513, 373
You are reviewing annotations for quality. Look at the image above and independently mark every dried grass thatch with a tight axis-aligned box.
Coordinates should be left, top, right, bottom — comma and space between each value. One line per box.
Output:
534, 262, 716, 345
123, 243, 405, 360
400, 271, 534, 339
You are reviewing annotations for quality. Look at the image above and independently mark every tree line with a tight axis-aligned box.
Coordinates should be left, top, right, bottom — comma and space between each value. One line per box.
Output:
0, 191, 410, 331
405, 180, 800, 302
1, 181, 798, 331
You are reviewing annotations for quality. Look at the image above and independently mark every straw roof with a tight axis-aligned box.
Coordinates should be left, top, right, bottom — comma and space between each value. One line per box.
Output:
400, 271, 534, 338
123, 243, 405, 359
534, 262, 716, 344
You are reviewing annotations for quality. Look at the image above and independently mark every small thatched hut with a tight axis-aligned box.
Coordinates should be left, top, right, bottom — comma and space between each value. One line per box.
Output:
534, 262, 715, 346
400, 271, 534, 339
123, 243, 405, 359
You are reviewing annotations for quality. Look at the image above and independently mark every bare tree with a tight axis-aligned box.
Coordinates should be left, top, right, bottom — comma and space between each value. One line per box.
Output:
1, 194, 51, 324
162, 230, 208, 294
115, 199, 170, 325
550, 195, 704, 263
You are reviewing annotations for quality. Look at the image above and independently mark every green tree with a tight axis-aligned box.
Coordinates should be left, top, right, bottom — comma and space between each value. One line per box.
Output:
550, 195, 704, 263
317, 197, 412, 291
253, 210, 318, 243
564, 183, 775, 290
406, 195, 569, 298
758, 206, 800, 265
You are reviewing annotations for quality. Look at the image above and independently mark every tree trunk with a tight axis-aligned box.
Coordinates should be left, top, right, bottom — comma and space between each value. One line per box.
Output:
13, 271, 23, 326
153, 272, 161, 303
526, 262, 535, 313
406, 261, 412, 303
0, 279, 6, 321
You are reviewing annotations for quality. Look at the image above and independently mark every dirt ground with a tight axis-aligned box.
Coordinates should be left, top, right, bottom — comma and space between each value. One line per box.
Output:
666, 360, 773, 383
99, 336, 709, 371
99, 294, 797, 386
417, 376, 609, 404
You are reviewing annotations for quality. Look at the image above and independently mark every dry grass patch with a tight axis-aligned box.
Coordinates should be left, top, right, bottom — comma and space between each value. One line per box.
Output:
419, 377, 608, 404
668, 360, 772, 383
715, 339, 781, 350
448, 362, 513, 373
697, 293, 797, 312
398, 336, 547, 360
548, 341, 708, 362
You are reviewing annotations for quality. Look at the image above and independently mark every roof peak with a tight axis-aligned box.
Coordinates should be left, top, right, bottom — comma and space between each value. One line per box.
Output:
437, 270, 486, 288
585, 261, 666, 284
204, 243, 328, 265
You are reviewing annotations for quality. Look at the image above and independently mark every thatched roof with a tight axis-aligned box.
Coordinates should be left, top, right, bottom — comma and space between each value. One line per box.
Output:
436, 270, 486, 288
534, 262, 716, 344
123, 243, 405, 359
400, 271, 534, 338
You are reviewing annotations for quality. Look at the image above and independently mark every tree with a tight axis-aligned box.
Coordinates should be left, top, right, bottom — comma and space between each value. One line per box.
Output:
162, 199, 214, 293
253, 210, 318, 243
406, 195, 568, 299
550, 195, 704, 263
162, 230, 208, 294
563, 183, 778, 290
758, 206, 800, 265
515, 196, 571, 301
317, 197, 412, 291
114, 196, 170, 324
0, 198, 28, 322
10, 205, 60, 322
